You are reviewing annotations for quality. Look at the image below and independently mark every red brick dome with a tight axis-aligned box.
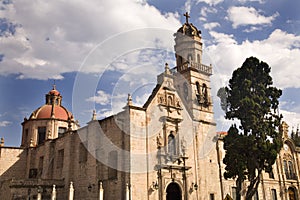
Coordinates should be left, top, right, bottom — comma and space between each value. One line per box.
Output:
34, 105, 72, 120
29, 86, 74, 121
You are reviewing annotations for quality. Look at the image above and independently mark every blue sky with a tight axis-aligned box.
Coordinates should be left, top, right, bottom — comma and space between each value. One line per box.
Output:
0, 0, 300, 146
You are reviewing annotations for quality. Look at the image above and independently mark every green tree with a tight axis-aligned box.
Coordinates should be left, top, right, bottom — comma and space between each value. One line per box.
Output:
291, 129, 300, 147
222, 57, 283, 200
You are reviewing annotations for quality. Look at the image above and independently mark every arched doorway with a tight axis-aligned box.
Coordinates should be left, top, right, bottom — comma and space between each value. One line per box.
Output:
288, 187, 298, 200
166, 182, 182, 200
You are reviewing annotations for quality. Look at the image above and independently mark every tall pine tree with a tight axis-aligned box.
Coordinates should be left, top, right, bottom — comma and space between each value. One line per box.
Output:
222, 57, 282, 200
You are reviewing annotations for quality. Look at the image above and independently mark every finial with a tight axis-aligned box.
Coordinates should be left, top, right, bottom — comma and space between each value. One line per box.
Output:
184, 12, 190, 24
165, 63, 171, 74
92, 110, 97, 121
281, 121, 289, 139
127, 94, 132, 106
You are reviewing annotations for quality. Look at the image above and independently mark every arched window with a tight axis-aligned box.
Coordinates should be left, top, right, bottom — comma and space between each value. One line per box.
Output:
288, 161, 295, 179
177, 56, 183, 66
202, 83, 209, 106
168, 132, 176, 156
197, 54, 200, 63
37, 127, 46, 145
283, 158, 296, 179
288, 187, 297, 200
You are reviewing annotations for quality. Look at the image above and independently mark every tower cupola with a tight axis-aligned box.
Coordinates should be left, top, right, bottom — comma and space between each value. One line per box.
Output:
176, 12, 201, 38
174, 12, 211, 75
46, 84, 62, 106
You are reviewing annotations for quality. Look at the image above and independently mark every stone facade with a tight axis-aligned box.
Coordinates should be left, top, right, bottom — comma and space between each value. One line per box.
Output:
0, 15, 300, 200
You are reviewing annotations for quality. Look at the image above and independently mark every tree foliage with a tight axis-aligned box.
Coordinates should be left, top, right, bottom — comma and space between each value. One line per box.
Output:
291, 129, 300, 147
222, 57, 283, 200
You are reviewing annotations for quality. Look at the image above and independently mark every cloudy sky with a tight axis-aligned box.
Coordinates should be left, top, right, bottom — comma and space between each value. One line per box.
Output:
0, 0, 300, 146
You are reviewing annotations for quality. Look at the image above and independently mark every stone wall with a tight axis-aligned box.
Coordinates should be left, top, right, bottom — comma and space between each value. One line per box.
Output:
0, 147, 27, 200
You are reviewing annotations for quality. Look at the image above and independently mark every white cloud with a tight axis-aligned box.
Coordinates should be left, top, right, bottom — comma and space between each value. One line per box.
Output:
200, 6, 218, 17
197, 0, 224, 6
199, 17, 207, 22
243, 26, 262, 33
237, 0, 266, 3
86, 90, 111, 105
203, 22, 220, 30
209, 31, 237, 45
0, 0, 181, 80
0, 121, 12, 127
185, 0, 192, 13
280, 109, 300, 133
96, 108, 114, 119
206, 29, 300, 89
227, 6, 279, 28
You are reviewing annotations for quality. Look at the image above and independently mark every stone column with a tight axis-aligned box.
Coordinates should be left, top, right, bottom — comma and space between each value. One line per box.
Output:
69, 182, 74, 200
37, 187, 42, 200
126, 183, 130, 200
51, 185, 56, 200
99, 182, 104, 200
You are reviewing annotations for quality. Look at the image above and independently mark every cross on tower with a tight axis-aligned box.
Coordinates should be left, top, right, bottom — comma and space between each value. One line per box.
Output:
183, 12, 190, 24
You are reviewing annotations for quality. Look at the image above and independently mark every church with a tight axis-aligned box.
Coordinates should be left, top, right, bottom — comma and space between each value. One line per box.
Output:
0, 14, 299, 200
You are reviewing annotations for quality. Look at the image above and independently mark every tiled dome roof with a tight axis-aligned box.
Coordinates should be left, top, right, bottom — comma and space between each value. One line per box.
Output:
29, 86, 74, 121
177, 23, 201, 37
33, 104, 72, 120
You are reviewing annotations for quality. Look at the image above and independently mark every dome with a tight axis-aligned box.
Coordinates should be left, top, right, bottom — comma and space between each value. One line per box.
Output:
176, 12, 201, 37
177, 23, 201, 37
29, 85, 74, 121
30, 105, 73, 121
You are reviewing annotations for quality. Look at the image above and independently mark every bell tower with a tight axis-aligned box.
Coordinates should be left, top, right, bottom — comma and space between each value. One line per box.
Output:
175, 12, 203, 66
174, 12, 214, 124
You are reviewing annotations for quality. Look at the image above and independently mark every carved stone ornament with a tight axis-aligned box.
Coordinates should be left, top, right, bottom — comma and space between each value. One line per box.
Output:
157, 133, 163, 149
157, 92, 182, 114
